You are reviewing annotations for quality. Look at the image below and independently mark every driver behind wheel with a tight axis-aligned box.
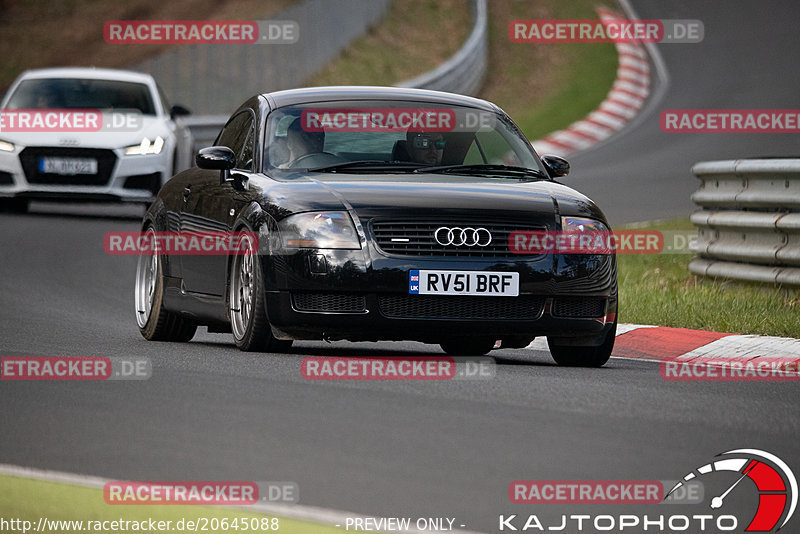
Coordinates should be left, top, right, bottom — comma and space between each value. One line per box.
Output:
406, 130, 445, 165
283, 118, 325, 167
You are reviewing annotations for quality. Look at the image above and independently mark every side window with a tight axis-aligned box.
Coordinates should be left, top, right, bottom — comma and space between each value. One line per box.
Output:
155, 83, 171, 116
463, 137, 486, 164
216, 112, 255, 171
238, 127, 255, 171
471, 128, 522, 166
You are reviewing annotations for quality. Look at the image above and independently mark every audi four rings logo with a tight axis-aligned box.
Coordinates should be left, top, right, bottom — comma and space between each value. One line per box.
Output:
434, 227, 492, 247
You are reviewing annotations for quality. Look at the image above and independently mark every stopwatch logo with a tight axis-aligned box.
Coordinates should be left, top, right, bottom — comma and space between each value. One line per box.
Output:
665, 449, 797, 532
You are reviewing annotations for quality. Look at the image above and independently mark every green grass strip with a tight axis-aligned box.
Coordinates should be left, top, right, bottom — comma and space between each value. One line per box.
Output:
617, 219, 800, 337
0, 475, 348, 534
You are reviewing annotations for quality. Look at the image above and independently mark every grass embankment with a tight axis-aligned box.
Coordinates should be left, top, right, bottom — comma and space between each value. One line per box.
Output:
617, 219, 800, 337
309, 0, 617, 140
308, 0, 471, 86
479, 0, 617, 139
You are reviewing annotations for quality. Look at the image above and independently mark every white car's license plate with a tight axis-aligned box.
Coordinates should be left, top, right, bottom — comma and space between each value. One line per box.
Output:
409, 270, 519, 297
39, 157, 98, 175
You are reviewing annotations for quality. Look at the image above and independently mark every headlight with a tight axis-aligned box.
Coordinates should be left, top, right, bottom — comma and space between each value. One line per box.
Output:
125, 136, 164, 155
0, 139, 15, 152
561, 216, 609, 233
278, 211, 361, 249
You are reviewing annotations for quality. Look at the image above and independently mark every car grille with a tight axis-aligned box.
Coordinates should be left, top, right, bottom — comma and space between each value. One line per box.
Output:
378, 294, 545, 320
371, 221, 546, 258
19, 147, 117, 186
552, 297, 606, 318
292, 293, 367, 313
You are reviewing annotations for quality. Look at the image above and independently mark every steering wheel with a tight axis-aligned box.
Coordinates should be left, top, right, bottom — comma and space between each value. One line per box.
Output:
288, 152, 342, 168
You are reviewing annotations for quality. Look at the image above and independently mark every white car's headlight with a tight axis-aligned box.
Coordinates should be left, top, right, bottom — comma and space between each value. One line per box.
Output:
125, 136, 164, 155
561, 216, 609, 233
0, 139, 15, 152
279, 211, 361, 249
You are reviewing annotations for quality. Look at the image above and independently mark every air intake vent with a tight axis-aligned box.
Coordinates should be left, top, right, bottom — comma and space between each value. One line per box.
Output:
292, 293, 366, 313
552, 297, 605, 318
379, 294, 544, 319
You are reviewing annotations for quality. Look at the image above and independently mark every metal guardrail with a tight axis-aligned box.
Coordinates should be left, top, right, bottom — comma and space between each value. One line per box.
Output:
395, 0, 488, 95
186, 0, 489, 152
689, 158, 800, 286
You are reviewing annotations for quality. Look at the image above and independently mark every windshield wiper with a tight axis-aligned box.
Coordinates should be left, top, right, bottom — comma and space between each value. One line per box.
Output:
412, 163, 548, 179
308, 160, 426, 172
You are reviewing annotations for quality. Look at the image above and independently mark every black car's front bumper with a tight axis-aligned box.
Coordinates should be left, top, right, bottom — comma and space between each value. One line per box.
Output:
261, 245, 617, 345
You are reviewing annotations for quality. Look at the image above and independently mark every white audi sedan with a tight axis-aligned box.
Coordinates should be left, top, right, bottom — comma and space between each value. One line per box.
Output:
0, 67, 193, 212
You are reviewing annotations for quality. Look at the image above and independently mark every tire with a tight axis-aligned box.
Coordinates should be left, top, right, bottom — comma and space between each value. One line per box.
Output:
548, 321, 616, 368
439, 337, 496, 356
0, 198, 28, 213
135, 226, 197, 342
171, 149, 179, 177
229, 230, 292, 352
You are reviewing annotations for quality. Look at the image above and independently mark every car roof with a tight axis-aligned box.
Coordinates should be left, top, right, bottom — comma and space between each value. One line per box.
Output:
14, 67, 156, 85
263, 86, 500, 112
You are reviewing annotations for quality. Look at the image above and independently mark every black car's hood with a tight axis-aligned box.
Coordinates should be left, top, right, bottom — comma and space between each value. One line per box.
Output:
259, 173, 607, 225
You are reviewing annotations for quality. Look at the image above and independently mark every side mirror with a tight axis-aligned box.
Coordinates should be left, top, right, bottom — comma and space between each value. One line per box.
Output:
170, 104, 191, 119
196, 146, 237, 185
541, 154, 570, 178
196, 146, 250, 189
196, 146, 235, 170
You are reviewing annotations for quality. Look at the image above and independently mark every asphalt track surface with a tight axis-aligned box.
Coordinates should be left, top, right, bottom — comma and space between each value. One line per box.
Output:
1, 2, 799, 533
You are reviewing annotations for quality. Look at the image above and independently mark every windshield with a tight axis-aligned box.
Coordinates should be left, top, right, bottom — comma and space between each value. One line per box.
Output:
5, 78, 156, 115
264, 101, 542, 175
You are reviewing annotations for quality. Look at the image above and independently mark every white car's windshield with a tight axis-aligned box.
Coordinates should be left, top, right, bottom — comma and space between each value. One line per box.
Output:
5, 78, 156, 115
264, 101, 541, 174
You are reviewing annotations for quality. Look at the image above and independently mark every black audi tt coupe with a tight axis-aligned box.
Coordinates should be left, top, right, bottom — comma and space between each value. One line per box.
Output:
135, 86, 617, 366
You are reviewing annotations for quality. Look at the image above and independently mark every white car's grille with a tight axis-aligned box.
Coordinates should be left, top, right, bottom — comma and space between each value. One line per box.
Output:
19, 147, 117, 186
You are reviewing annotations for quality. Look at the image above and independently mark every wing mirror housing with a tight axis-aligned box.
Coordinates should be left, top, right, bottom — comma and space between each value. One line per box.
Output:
170, 104, 191, 119
196, 146, 240, 185
541, 154, 570, 178
196, 146, 235, 170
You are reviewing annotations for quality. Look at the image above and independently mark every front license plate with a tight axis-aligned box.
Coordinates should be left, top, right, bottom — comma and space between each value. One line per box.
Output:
39, 157, 98, 175
409, 270, 519, 297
